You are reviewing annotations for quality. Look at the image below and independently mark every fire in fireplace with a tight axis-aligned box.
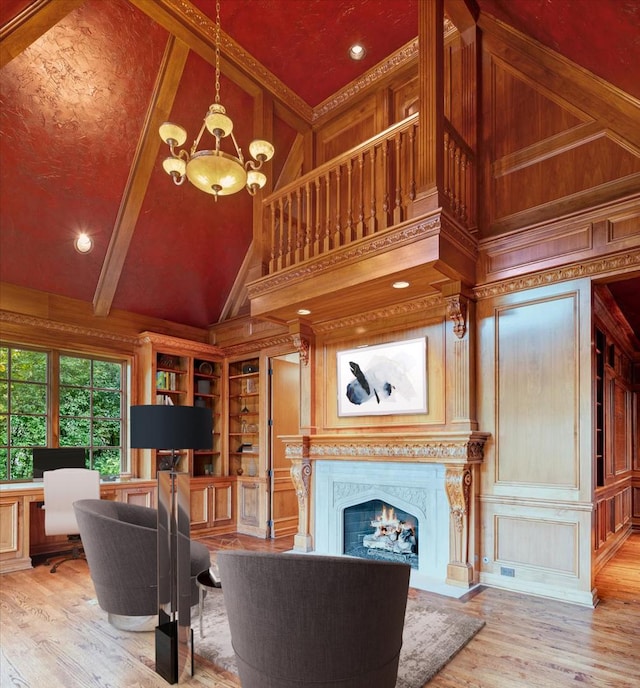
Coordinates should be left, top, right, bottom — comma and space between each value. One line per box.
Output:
343, 499, 419, 569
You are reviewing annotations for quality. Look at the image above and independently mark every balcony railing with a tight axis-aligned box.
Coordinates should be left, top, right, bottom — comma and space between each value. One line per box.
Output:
262, 113, 475, 275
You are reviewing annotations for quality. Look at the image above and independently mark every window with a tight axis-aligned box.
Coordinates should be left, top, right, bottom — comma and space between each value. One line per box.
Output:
0, 347, 48, 480
59, 355, 124, 477
0, 345, 127, 480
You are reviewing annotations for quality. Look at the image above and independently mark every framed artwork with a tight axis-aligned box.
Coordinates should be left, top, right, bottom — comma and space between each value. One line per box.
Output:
337, 337, 427, 416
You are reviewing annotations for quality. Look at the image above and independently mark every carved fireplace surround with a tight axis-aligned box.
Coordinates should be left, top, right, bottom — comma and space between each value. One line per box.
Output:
281, 432, 489, 590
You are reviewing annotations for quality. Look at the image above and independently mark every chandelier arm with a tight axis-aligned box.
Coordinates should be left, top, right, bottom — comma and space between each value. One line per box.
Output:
190, 120, 209, 156
245, 158, 264, 171
229, 131, 245, 163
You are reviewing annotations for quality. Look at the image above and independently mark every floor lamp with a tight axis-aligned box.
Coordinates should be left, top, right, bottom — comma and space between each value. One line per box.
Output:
130, 404, 212, 684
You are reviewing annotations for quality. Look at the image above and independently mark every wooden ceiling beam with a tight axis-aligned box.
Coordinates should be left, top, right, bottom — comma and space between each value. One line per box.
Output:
92, 35, 189, 317
0, 0, 84, 68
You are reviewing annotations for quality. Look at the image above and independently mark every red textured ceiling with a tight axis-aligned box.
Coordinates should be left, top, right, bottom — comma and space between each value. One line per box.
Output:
0, 0, 168, 303
191, 0, 419, 107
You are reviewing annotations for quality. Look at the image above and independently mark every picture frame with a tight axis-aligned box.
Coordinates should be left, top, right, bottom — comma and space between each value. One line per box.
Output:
337, 337, 427, 416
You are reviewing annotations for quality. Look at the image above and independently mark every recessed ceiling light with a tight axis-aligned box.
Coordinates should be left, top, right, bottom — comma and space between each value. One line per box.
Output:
349, 43, 366, 60
297, 308, 311, 316
393, 280, 410, 289
75, 233, 93, 253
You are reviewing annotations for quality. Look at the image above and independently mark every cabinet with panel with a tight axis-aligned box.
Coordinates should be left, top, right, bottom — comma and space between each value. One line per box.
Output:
190, 477, 235, 534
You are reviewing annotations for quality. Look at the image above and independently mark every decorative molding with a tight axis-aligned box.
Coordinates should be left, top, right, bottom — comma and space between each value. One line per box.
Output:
160, 0, 311, 122
248, 216, 443, 299
332, 481, 430, 516
221, 333, 301, 358
474, 249, 640, 300
445, 468, 472, 532
282, 433, 489, 465
291, 334, 310, 366
445, 294, 468, 338
313, 293, 444, 334
137, 331, 222, 356
0, 310, 139, 345
313, 39, 419, 122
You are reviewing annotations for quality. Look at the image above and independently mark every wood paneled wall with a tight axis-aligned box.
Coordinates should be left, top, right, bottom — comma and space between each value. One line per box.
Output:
476, 278, 596, 605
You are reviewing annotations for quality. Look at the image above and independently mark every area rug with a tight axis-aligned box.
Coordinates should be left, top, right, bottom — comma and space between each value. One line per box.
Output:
193, 589, 484, 687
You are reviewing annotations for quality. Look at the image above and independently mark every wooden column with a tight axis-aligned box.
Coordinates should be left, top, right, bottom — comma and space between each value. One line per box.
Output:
411, 0, 445, 216
289, 321, 316, 435
443, 280, 477, 430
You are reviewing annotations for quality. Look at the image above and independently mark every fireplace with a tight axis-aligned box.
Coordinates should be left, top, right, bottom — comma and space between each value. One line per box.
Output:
344, 500, 419, 569
313, 460, 450, 591
282, 432, 490, 594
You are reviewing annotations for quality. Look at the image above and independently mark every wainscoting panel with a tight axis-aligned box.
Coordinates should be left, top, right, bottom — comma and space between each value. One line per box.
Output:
495, 515, 578, 575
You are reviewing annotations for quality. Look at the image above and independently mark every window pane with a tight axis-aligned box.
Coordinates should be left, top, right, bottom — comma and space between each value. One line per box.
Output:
0, 415, 7, 445
92, 448, 121, 476
60, 387, 91, 416
11, 382, 47, 414
93, 389, 120, 417
10, 448, 32, 480
0, 381, 7, 413
60, 417, 90, 446
0, 347, 7, 378
60, 356, 91, 386
93, 419, 121, 447
0, 449, 7, 480
93, 360, 121, 390
10, 349, 47, 382
10, 415, 46, 446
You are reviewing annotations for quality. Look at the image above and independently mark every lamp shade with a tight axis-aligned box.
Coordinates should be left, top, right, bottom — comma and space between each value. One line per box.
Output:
130, 405, 212, 450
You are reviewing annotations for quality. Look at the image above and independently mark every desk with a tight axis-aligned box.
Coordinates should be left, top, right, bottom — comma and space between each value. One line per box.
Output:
0, 479, 157, 574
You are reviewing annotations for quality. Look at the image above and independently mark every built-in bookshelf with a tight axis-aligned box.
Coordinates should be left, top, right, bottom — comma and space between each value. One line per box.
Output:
228, 357, 260, 477
137, 333, 223, 478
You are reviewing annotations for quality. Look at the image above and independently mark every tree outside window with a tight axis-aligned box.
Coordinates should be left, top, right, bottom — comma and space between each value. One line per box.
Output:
0, 345, 126, 480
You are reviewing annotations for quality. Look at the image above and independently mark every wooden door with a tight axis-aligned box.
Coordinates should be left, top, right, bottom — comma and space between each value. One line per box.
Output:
269, 357, 300, 537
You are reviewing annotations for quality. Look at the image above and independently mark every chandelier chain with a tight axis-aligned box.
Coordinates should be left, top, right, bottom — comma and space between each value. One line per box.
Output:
214, 0, 221, 104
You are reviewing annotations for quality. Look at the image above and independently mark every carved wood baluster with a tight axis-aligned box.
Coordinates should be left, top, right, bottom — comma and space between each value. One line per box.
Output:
304, 180, 312, 260
323, 172, 331, 253
285, 191, 293, 267
460, 152, 468, 225
454, 145, 461, 219
409, 123, 417, 201
345, 159, 353, 243
394, 131, 403, 225
356, 152, 365, 239
313, 177, 321, 256
381, 139, 389, 230
368, 147, 377, 235
276, 197, 285, 271
294, 187, 303, 265
269, 202, 277, 274
334, 165, 342, 247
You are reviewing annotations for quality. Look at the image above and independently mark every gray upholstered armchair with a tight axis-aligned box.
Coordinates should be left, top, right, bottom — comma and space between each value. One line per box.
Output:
216, 551, 410, 688
73, 499, 210, 631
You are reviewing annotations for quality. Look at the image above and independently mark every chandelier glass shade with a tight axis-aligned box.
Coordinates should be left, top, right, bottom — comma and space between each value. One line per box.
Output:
158, 1, 273, 199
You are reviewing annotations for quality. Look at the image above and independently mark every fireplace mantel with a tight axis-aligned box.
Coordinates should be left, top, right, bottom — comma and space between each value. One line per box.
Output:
280, 431, 490, 588
281, 431, 489, 465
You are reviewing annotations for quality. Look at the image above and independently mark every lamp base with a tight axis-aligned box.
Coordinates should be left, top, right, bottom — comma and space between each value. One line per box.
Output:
155, 621, 178, 684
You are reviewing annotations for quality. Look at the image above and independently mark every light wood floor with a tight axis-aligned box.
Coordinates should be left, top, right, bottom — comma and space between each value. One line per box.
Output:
1, 533, 638, 688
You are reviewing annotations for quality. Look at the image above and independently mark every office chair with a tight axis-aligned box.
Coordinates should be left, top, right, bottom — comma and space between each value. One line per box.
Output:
43, 467, 100, 573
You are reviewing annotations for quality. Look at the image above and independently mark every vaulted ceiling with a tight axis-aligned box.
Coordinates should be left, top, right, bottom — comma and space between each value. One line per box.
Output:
1, 0, 638, 332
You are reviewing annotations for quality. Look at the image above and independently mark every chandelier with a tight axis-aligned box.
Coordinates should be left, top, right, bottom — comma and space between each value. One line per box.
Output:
158, 0, 274, 199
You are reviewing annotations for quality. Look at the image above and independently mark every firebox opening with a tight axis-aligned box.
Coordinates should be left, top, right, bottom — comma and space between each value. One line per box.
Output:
343, 499, 419, 569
